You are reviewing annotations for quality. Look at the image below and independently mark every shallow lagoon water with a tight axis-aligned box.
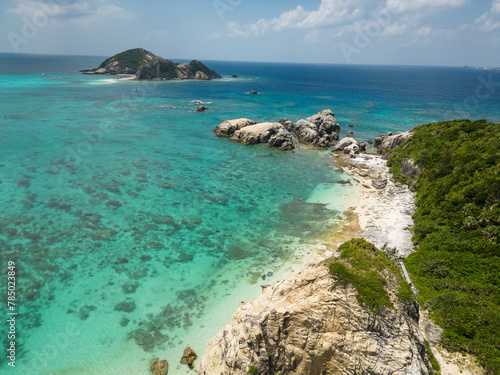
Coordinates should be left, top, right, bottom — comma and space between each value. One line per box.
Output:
1, 54, 500, 374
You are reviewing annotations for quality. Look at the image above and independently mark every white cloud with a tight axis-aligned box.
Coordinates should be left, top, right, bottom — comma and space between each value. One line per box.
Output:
475, 0, 500, 31
386, 0, 468, 13
271, 0, 362, 30
416, 26, 432, 36
222, 0, 363, 38
6, 0, 134, 29
381, 22, 407, 36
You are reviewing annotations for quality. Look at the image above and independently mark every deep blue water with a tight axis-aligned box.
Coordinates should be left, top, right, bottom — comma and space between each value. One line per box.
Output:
1, 53, 499, 375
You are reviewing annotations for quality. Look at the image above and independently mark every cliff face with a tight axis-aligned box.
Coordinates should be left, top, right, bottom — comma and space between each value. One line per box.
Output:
81, 48, 221, 80
198, 241, 433, 375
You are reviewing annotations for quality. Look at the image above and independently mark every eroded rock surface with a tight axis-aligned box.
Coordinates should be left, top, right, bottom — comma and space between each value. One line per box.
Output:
231, 122, 294, 150
376, 131, 412, 154
198, 263, 432, 375
292, 109, 340, 148
214, 118, 257, 137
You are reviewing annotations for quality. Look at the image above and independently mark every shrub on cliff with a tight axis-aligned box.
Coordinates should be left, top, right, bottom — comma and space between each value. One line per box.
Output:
386, 119, 500, 374
329, 238, 414, 315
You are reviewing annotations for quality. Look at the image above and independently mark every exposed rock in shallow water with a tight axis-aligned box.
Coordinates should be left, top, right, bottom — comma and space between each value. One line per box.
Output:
180, 346, 198, 369
214, 118, 257, 137
231, 122, 292, 148
150, 359, 168, 375
292, 109, 340, 148
198, 261, 432, 375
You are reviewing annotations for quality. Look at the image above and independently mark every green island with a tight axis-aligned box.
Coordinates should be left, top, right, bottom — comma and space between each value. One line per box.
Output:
80, 48, 221, 80
387, 119, 500, 374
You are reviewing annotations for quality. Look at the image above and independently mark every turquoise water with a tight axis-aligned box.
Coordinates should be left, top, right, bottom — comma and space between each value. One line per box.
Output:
1, 54, 500, 374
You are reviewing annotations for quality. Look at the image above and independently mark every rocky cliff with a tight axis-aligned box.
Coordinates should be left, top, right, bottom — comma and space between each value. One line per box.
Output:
198, 239, 433, 375
80, 48, 221, 80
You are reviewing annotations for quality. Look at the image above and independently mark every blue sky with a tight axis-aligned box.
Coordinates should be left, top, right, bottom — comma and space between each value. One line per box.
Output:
0, 0, 499, 66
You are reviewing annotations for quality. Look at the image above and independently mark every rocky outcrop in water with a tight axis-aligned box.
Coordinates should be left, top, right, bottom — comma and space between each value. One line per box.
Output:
80, 48, 221, 80
292, 109, 340, 148
181, 346, 198, 369
150, 359, 168, 375
214, 118, 257, 137
198, 258, 432, 375
231, 122, 294, 151
215, 110, 340, 151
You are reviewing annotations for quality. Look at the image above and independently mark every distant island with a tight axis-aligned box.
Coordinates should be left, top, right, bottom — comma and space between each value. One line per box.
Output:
80, 48, 221, 80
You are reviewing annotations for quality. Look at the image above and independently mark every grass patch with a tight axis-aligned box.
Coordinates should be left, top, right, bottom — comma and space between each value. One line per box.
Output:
386, 119, 500, 374
328, 238, 414, 314
424, 340, 441, 373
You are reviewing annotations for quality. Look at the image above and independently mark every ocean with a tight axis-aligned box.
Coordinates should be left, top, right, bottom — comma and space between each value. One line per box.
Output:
1, 53, 499, 375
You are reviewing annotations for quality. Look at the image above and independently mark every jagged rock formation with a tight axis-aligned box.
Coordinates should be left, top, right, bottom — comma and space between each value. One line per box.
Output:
332, 137, 366, 156
198, 246, 433, 375
231, 122, 294, 151
214, 118, 257, 137
292, 109, 340, 148
214, 110, 339, 151
80, 48, 221, 80
374, 131, 413, 154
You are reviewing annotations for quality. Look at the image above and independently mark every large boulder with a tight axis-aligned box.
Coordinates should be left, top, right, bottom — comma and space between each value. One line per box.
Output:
292, 109, 340, 148
231, 122, 293, 150
180, 346, 198, 369
377, 131, 412, 154
268, 129, 295, 151
150, 360, 168, 375
332, 137, 367, 157
198, 262, 432, 375
374, 132, 393, 148
214, 118, 256, 137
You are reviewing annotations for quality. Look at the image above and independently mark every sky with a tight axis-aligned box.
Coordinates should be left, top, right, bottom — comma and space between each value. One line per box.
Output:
0, 0, 499, 66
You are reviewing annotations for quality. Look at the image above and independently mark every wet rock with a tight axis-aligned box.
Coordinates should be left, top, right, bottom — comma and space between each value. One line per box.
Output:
114, 300, 136, 312
196, 106, 209, 112
181, 346, 198, 369
248, 91, 259, 94
150, 359, 168, 375
214, 118, 256, 137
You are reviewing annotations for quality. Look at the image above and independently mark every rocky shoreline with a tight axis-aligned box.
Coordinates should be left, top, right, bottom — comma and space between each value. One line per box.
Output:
148, 115, 484, 374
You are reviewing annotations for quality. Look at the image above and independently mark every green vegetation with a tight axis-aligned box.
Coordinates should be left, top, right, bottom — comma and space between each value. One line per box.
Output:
98, 48, 157, 71
387, 119, 500, 374
248, 365, 258, 374
328, 238, 414, 314
424, 340, 441, 373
